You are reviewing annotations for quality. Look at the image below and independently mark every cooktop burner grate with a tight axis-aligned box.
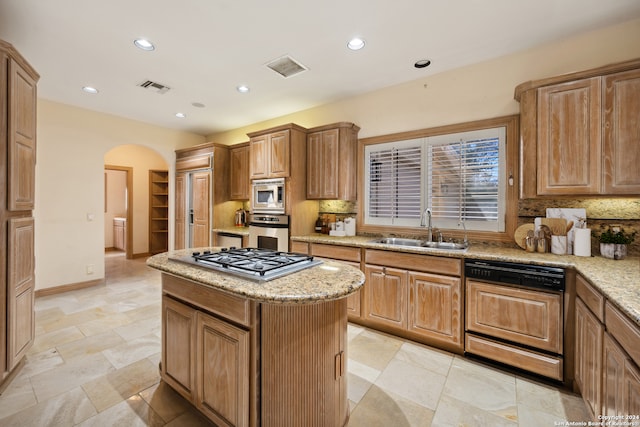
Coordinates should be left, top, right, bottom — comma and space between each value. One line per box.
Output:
169, 248, 322, 281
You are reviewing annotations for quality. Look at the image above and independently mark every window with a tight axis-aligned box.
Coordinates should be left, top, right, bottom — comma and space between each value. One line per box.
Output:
365, 127, 506, 232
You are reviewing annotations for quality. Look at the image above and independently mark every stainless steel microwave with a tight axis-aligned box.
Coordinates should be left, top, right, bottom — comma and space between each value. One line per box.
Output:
251, 178, 285, 213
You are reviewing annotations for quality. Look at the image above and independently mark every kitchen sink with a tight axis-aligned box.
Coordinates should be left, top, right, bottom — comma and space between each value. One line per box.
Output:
369, 238, 468, 250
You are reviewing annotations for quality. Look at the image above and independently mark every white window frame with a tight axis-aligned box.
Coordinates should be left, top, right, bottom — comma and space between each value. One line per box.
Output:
364, 126, 506, 233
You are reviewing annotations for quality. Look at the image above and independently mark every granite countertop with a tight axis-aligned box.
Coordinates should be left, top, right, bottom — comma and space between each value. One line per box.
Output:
212, 227, 250, 236
291, 234, 640, 326
146, 248, 365, 305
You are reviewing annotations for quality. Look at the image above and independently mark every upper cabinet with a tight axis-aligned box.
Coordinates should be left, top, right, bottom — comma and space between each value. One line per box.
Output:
229, 142, 250, 200
248, 124, 307, 179
515, 59, 640, 198
306, 122, 360, 201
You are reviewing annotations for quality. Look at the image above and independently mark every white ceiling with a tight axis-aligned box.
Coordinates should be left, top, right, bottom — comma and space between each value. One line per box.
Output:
1, 0, 639, 136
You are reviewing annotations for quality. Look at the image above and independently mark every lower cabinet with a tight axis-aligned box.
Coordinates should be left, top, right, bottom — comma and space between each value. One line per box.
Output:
363, 250, 463, 352
575, 274, 640, 420
162, 295, 250, 427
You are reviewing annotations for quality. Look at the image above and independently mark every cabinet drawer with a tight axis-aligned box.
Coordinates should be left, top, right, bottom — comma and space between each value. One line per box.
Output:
605, 302, 640, 368
465, 334, 563, 380
311, 244, 361, 262
289, 241, 309, 254
162, 274, 252, 327
365, 249, 460, 276
576, 274, 605, 322
466, 280, 562, 353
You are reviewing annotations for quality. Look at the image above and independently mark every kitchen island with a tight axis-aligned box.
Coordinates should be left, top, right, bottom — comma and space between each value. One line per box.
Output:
147, 248, 365, 427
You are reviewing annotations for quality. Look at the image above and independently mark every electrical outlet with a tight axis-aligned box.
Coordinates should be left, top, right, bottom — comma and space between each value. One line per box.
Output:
86, 264, 94, 275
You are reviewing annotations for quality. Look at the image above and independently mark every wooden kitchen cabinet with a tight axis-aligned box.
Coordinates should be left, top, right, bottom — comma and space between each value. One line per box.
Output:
230, 142, 250, 200
196, 310, 250, 427
306, 122, 360, 200
515, 58, 640, 198
161, 295, 197, 400
364, 265, 407, 329
249, 130, 289, 179
603, 68, 640, 194
362, 249, 463, 352
575, 297, 604, 419
0, 40, 38, 388
537, 78, 602, 195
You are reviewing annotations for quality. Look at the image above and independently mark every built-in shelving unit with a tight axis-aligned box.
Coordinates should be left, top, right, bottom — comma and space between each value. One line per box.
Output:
149, 170, 169, 254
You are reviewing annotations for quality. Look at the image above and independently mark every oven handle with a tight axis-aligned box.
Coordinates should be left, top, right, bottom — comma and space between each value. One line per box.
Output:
249, 223, 289, 229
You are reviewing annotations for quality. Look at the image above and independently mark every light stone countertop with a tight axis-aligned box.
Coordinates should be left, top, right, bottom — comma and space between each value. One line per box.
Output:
212, 227, 250, 236
146, 248, 365, 305
291, 234, 640, 326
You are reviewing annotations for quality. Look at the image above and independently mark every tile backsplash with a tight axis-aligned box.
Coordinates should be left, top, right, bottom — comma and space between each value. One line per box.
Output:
518, 198, 640, 256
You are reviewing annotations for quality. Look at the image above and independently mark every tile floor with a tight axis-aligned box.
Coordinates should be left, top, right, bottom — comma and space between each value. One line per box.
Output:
0, 253, 591, 426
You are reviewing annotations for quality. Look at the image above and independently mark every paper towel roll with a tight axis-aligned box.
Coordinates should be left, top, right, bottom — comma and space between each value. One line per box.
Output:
574, 228, 591, 257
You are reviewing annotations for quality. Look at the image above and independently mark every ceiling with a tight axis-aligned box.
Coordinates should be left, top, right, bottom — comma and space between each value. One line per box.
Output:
1, 0, 639, 136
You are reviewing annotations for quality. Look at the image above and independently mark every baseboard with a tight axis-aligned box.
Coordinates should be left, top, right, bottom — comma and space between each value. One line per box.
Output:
133, 252, 151, 259
35, 278, 105, 297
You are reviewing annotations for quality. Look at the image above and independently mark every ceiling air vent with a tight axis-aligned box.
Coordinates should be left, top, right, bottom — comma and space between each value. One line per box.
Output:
265, 55, 308, 78
138, 80, 171, 94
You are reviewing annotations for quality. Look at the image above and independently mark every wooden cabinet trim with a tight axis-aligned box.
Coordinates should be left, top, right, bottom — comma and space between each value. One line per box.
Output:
605, 302, 640, 368
310, 243, 361, 262
365, 249, 461, 276
576, 275, 605, 322
176, 154, 212, 171
162, 274, 252, 327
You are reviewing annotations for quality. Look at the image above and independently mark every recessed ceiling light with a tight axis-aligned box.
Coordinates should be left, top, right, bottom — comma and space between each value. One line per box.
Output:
175, 112, 186, 118
347, 38, 365, 51
134, 38, 155, 51
82, 86, 99, 94
414, 59, 432, 69
236, 85, 250, 93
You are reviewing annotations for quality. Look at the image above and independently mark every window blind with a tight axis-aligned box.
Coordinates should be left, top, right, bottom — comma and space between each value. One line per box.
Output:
367, 142, 422, 225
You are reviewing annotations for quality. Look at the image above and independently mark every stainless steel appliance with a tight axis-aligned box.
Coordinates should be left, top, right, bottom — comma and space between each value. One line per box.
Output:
251, 178, 285, 214
170, 248, 321, 281
464, 259, 566, 381
249, 213, 289, 252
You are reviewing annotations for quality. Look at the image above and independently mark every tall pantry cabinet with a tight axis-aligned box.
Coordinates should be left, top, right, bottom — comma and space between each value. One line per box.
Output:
0, 40, 38, 388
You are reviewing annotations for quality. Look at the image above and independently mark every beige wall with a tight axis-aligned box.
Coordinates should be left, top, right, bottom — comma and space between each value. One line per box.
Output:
34, 18, 640, 291
35, 100, 205, 291
207, 18, 640, 145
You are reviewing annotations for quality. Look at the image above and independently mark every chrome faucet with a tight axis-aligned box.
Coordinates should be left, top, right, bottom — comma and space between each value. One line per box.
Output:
420, 208, 433, 242
459, 220, 468, 246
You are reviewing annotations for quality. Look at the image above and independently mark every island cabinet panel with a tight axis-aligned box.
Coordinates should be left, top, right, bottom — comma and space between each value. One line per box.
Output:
261, 299, 348, 427
408, 271, 462, 347
602, 332, 627, 417
161, 296, 196, 400
364, 265, 407, 329
196, 311, 250, 427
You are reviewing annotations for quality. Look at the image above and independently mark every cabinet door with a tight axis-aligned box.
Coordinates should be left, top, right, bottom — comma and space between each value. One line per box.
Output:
249, 135, 269, 179
161, 296, 196, 400
364, 265, 407, 329
603, 332, 627, 417
307, 129, 339, 199
603, 69, 640, 194
268, 130, 290, 178
624, 359, 640, 417
8, 59, 37, 211
408, 271, 462, 348
174, 173, 186, 250
537, 77, 602, 195
230, 145, 250, 200
7, 217, 35, 370
192, 171, 211, 248
575, 298, 603, 419
196, 311, 250, 427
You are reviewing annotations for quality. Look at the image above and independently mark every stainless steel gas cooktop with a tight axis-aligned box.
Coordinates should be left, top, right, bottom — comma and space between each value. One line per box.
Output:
170, 247, 322, 282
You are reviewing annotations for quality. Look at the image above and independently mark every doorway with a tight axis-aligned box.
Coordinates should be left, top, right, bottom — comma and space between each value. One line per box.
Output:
104, 165, 133, 259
